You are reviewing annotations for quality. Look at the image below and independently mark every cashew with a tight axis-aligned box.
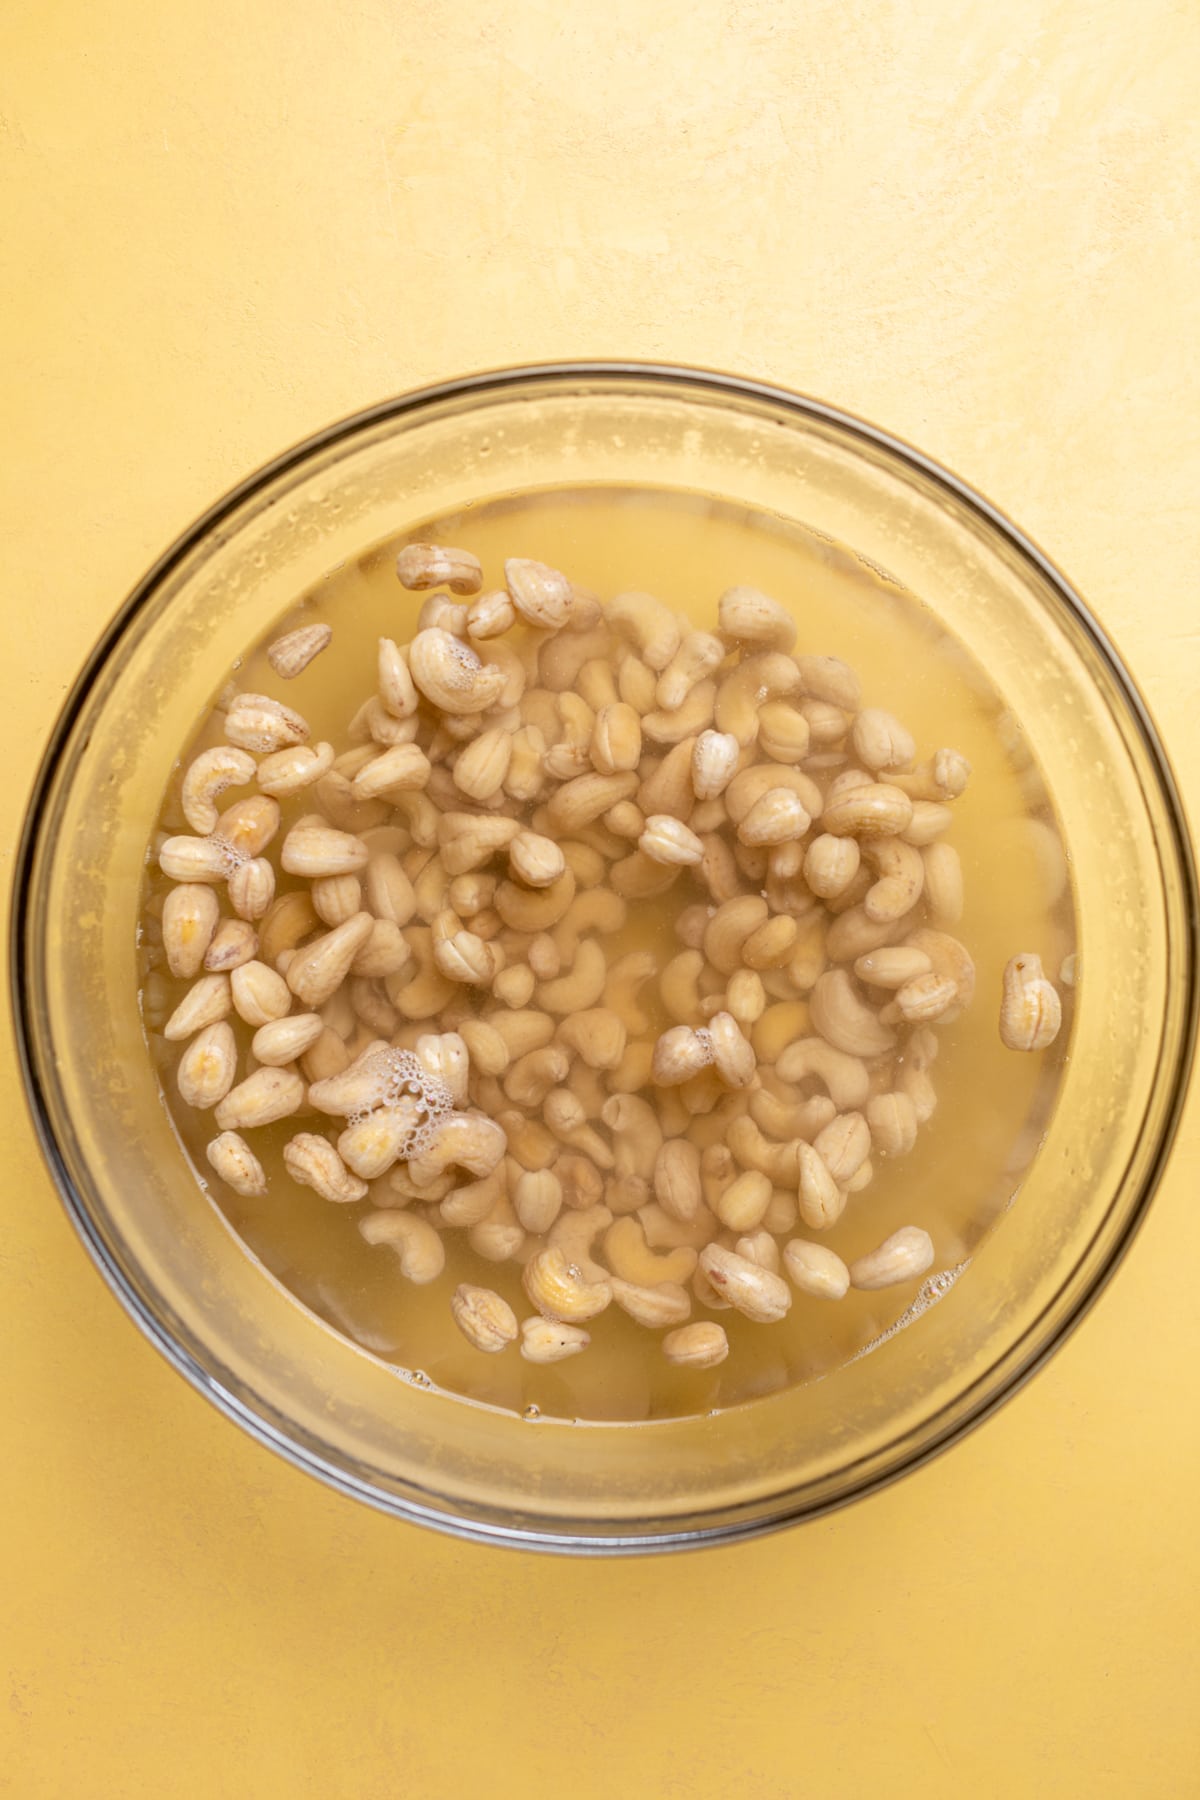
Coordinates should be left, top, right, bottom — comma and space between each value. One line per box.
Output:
558, 1008, 627, 1070
181, 747, 257, 834
406, 1111, 507, 1186
205, 1130, 267, 1197
451, 1284, 519, 1353
757, 702, 811, 764
903, 801, 955, 846
602, 1215, 697, 1288
727, 1115, 802, 1186
608, 590, 681, 671
505, 557, 575, 629
714, 1169, 773, 1232
887, 972, 958, 1025
439, 1166, 508, 1227
214, 1066, 305, 1132
458, 1018, 511, 1077
176, 1022, 238, 1111
602, 950, 656, 1035
715, 652, 802, 745
707, 1011, 755, 1088
698, 1244, 791, 1322
866, 1091, 919, 1157
224, 692, 310, 754
414, 1031, 470, 1106
494, 869, 577, 933
652, 1025, 714, 1086
656, 631, 725, 710
513, 1168, 564, 1234
717, 585, 796, 653
469, 1192, 527, 1263
537, 938, 606, 1013
810, 970, 896, 1058
601, 1094, 664, 1181
284, 1133, 368, 1202
796, 1141, 846, 1230
508, 830, 567, 890
523, 1245, 612, 1322
861, 837, 925, 923
662, 1322, 729, 1368
736, 786, 811, 847
520, 1318, 591, 1363
703, 894, 769, 975
812, 1110, 870, 1184
162, 885, 221, 979
691, 730, 739, 801
853, 946, 933, 990
999, 952, 1062, 1051
849, 1226, 935, 1290
611, 1278, 692, 1329
397, 542, 483, 595
906, 928, 976, 1011
505, 1045, 570, 1108
795, 653, 861, 710
639, 814, 704, 866
784, 1239, 850, 1299
360, 1210, 446, 1283
163, 972, 233, 1041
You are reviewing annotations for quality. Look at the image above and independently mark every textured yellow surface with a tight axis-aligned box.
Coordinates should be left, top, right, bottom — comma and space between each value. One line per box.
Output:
3, 3, 1199, 1794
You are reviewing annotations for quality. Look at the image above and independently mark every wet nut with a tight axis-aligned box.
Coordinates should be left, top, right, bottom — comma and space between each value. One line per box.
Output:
999, 952, 1062, 1051
923, 842, 964, 926
603, 1216, 697, 1287
933, 747, 971, 797
852, 708, 916, 772
783, 1239, 850, 1300
228, 857, 276, 921
862, 837, 924, 923
822, 782, 914, 840
205, 1130, 267, 1197
653, 1137, 704, 1221
451, 1284, 519, 1353
520, 1317, 590, 1363
252, 1012, 324, 1066
656, 632, 725, 711
891, 972, 958, 1024
692, 729, 739, 799
466, 588, 517, 639
224, 692, 310, 754
795, 653, 862, 710
796, 1141, 846, 1230
523, 1245, 612, 1322
611, 1279, 692, 1329
408, 628, 506, 714
182, 746, 257, 834
853, 946, 933, 989
162, 884, 220, 978
407, 1111, 507, 1185
176, 1022, 238, 1109
803, 833, 861, 900
163, 972, 232, 1041
866, 1091, 919, 1157
267, 621, 332, 679
203, 918, 258, 975
214, 1065, 305, 1132
757, 702, 811, 764
559, 1008, 627, 1070
704, 894, 769, 975
652, 1025, 714, 1086
230, 959, 293, 1026
360, 1210, 446, 1284
505, 556, 575, 629
849, 1225, 935, 1290
698, 1244, 791, 1323
396, 542, 483, 595
715, 1168, 773, 1232
736, 787, 810, 847
337, 1104, 424, 1179
508, 830, 566, 889
352, 743, 432, 798
513, 1169, 564, 1234
718, 585, 796, 653
608, 590, 681, 671
286, 912, 375, 1007
663, 1320, 729, 1368
639, 814, 704, 867
810, 970, 896, 1058
284, 1133, 368, 1202
811, 1110, 870, 1184
591, 702, 643, 774
281, 821, 369, 879
311, 873, 363, 929
158, 835, 233, 884
431, 913, 498, 985
706, 1010, 756, 1088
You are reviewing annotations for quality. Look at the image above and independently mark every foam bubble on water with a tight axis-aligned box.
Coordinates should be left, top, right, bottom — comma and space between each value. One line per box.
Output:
847, 1259, 971, 1365
345, 1048, 455, 1154
210, 835, 247, 875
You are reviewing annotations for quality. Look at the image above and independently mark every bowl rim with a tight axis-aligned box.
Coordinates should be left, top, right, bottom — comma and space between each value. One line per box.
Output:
11, 359, 1199, 1555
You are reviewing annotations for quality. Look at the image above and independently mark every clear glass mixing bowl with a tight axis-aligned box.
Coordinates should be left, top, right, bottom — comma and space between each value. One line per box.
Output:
12, 364, 1197, 1552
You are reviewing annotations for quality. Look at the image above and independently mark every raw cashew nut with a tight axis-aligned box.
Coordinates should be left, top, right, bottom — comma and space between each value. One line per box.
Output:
523, 1245, 612, 1322
784, 1239, 851, 1299
662, 1321, 729, 1368
284, 1134, 368, 1202
603, 1216, 697, 1287
999, 952, 1062, 1051
408, 629, 506, 715
359, 1210, 446, 1283
451, 1284, 519, 1352
181, 747, 257, 834
698, 1244, 791, 1323
849, 1226, 935, 1290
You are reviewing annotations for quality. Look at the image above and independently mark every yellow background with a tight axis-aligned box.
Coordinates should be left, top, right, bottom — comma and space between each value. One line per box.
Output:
3, 3, 1198, 1793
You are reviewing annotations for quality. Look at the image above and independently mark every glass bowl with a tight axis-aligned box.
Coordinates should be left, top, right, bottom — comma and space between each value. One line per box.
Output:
13, 364, 1197, 1553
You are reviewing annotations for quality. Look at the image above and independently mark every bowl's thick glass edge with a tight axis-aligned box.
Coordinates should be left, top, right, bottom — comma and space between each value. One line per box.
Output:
10, 359, 1199, 1556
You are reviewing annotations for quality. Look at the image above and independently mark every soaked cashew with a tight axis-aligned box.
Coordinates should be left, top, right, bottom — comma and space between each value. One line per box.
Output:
999, 952, 1062, 1051
662, 1321, 729, 1368
360, 1210, 446, 1284
520, 1318, 591, 1363
848, 1225, 935, 1290
182, 747, 257, 835
783, 1239, 850, 1300
451, 1284, 519, 1352
698, 1244, 791, 1322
